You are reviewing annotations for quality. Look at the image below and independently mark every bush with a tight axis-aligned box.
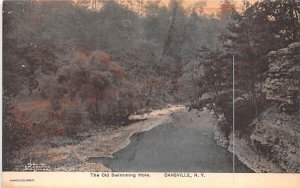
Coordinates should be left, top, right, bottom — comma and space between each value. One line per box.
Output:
3, 98, 33, 170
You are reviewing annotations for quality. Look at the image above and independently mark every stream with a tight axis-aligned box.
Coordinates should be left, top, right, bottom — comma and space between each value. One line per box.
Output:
88, 109, 253, 172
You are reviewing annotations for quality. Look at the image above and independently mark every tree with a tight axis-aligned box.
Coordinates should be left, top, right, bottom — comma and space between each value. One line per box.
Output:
222, 0, 300, 118
225, 0, 300, 89
188, 0, 207, 15
218, 0, 236, 21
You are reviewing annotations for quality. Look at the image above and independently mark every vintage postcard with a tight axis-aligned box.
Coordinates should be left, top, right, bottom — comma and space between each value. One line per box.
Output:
1, 0, 300, 187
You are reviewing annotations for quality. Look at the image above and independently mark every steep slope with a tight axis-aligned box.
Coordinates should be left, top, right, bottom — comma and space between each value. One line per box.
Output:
213, 42, 300, 172
248, 42, 300, 172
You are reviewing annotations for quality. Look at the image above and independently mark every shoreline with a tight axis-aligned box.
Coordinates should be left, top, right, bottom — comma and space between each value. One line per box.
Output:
13, 105, 261, 172
15, 105, 186, 172
213, 128, 283, 173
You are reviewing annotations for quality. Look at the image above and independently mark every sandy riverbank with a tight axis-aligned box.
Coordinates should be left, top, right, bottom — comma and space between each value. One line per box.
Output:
16, 105, 185, 171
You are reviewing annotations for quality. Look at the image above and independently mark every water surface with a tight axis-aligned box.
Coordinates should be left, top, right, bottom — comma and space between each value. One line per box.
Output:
89, 110, 253, 172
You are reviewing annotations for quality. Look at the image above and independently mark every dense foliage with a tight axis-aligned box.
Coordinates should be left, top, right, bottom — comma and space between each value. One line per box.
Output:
3, 0, 228, 169
187, 0, 299, 133
4, 0, 298, 170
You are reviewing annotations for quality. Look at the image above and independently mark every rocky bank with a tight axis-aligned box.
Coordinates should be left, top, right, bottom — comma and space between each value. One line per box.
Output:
214, 42, 300, 172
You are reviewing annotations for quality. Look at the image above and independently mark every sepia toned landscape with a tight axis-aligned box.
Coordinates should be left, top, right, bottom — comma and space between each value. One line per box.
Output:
2, 0, 300, 173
